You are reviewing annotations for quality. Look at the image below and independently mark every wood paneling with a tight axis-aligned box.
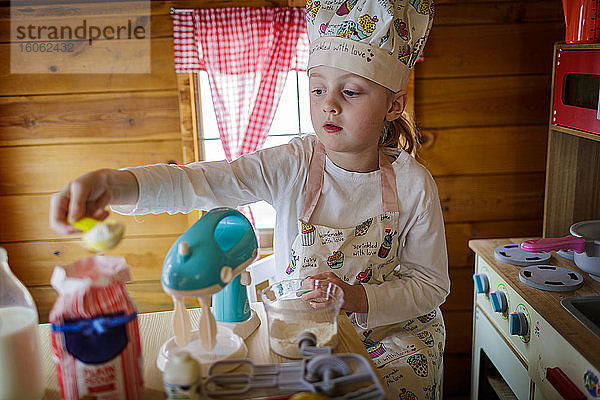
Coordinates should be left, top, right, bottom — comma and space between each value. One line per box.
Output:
436, 173, 545, 223
0, 37, 176, 95
434, 1, 562, 25
417, 74, 553, 129
443, 353, 472, 396
31, 282, 200, 323
0, 194, 189, 242
544, 129, 600, 237
0, 91, 180, 146
0, 2, 173, 41
442, 309, 472, 354
419, 125, 548, 176
422, 23, 561, 78
445, 219, 542, 268
2, 236, 180, 285
0, 140, 182, 195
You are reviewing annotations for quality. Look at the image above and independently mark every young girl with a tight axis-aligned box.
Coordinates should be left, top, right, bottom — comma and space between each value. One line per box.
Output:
50, 0, 448, 397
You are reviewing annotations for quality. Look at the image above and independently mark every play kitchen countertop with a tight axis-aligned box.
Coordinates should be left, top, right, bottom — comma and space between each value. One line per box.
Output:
470, 238, 600, 370
37, 301, 381, 399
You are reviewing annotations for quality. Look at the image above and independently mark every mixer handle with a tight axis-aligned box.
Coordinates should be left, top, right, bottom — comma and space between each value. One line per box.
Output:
211, 208, 258, 267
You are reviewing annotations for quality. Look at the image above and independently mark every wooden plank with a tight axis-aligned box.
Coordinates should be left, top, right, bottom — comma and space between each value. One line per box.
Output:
0, 90, 180, 146
418, 125, 548, 176
434, 1, 562, 26
0, 3, 173, 41
436, 173, 545, 223
0, 140, 183, 195
444, 266, 473, 312
0, 37, 177, 95
443, 353, 471, 397
2, 235, 182, 286
0, 194, 190, 242
31, 282, 199, 324
441, 309, 472, 354
416, 74, 553, 129
11, 39, 152, 74
445, 219, 542, 268
543, 130, 600, 237
422, 22, 562, 78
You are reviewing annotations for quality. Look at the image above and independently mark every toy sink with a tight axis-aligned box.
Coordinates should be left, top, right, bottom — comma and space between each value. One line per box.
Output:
561, 296, 600, 340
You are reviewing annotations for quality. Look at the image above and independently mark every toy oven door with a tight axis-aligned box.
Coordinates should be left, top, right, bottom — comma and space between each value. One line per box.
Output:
552, 49, 600, 135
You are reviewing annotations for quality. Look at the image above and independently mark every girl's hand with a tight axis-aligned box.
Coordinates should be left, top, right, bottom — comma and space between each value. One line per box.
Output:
49, 169, 138, 234
297, 272, 368, 314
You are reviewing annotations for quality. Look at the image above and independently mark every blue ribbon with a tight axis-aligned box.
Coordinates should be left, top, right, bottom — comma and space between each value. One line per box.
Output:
51, 312, 137, 336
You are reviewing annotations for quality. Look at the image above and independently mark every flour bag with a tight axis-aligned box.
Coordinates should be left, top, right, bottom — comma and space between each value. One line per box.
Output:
49, 255, 143, 399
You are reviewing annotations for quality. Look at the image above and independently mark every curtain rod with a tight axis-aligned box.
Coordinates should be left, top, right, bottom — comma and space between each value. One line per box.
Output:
171, 8, 194, 14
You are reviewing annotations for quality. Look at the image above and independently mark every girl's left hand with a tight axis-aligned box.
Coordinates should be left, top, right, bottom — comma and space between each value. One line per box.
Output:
297, 272, 368, 314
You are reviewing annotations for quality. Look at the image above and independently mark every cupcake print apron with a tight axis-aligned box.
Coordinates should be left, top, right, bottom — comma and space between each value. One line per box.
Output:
287, 142, 445, 399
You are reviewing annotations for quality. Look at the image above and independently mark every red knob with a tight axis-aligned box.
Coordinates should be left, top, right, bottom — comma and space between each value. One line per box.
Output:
546, 367, 586, 400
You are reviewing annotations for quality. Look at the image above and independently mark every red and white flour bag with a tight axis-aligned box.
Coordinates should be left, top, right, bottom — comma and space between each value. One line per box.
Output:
49, 255, 143, 400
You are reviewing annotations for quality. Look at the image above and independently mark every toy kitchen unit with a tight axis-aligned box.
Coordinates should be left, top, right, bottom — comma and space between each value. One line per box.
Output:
470, 238, 600, 400
468, 41, 600, 400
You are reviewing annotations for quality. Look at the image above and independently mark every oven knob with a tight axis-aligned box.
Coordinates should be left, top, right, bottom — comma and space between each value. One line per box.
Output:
509, 312, 529, 336
489, 291, 508, 313
473, 274, 489, 294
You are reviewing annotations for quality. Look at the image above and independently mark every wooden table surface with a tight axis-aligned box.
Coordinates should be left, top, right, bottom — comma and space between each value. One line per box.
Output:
39, 302, 382, 399
469, 238, 600, 370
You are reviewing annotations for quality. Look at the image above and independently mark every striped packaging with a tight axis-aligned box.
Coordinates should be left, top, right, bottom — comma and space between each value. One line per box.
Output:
49, 255, 143, 399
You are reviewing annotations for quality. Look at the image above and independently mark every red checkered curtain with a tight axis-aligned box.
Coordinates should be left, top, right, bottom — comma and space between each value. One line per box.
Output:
173, 7, 308, 161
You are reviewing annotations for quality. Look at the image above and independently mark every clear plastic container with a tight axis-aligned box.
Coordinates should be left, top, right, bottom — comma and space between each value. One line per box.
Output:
260, 279, 344, 359
0, 247, 44, 400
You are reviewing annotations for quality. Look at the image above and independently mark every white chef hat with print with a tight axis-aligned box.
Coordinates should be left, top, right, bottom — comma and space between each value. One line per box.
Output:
305, 0, 434, 92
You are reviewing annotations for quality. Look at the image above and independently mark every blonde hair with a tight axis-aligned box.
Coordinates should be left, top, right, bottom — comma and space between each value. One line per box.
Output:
379, 113, 420, 157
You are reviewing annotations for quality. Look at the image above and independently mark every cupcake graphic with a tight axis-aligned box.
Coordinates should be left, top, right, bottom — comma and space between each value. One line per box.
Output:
301, 223, 316, 246
378, 229, 397, 258
399, 388, 418, 400
326, 251, 344, 269
354, 218, 373, 236
417, 310, 437, 323
407, 353, 429, 377
356, 266, 373, 283
367, 342, 386, 358
286, 250, 299, 275
416, 330, 434, 347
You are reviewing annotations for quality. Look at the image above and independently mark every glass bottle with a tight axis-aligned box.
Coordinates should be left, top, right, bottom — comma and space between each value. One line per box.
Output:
0, 246, 44, 400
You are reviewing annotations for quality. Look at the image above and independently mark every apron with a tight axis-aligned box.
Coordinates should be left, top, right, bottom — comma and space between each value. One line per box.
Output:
286, 142, 445, 399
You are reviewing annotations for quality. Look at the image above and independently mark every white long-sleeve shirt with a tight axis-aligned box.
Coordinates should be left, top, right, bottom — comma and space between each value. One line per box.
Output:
115, 134, 450, 325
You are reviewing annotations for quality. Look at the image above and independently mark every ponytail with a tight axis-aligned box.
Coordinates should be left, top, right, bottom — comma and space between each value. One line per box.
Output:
379, 112, 421, 157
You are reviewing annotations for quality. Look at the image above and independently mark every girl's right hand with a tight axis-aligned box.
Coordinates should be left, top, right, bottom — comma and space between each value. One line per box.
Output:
49, 169, 138, 234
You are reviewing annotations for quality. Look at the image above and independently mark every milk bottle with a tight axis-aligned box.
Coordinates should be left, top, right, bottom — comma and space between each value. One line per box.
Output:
0, 247, 44, 400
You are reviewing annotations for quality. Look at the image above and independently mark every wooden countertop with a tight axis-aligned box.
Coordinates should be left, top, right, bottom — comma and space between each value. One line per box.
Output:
38, 302, 382, 399
469, 238, 600, 370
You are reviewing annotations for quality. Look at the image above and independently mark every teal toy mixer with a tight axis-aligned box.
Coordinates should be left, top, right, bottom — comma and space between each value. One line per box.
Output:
156, 207, 261, 373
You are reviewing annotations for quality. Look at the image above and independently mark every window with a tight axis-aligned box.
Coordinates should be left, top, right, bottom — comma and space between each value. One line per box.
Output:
196, 70, 312, 235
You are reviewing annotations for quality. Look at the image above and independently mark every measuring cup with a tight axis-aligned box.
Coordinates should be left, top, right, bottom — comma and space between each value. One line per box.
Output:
260, 279, 344, 359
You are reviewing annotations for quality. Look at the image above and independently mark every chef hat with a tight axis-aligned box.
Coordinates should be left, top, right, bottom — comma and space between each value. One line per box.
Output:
305, 0, 434, 92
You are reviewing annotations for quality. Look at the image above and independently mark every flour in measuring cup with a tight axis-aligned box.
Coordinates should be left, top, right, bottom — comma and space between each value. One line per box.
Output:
268, 318, 337, 359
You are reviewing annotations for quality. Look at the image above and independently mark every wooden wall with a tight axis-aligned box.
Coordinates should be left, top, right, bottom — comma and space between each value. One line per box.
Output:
416, 1, 565, 397
0, 0, 565, 399
0, 1, 192, 319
